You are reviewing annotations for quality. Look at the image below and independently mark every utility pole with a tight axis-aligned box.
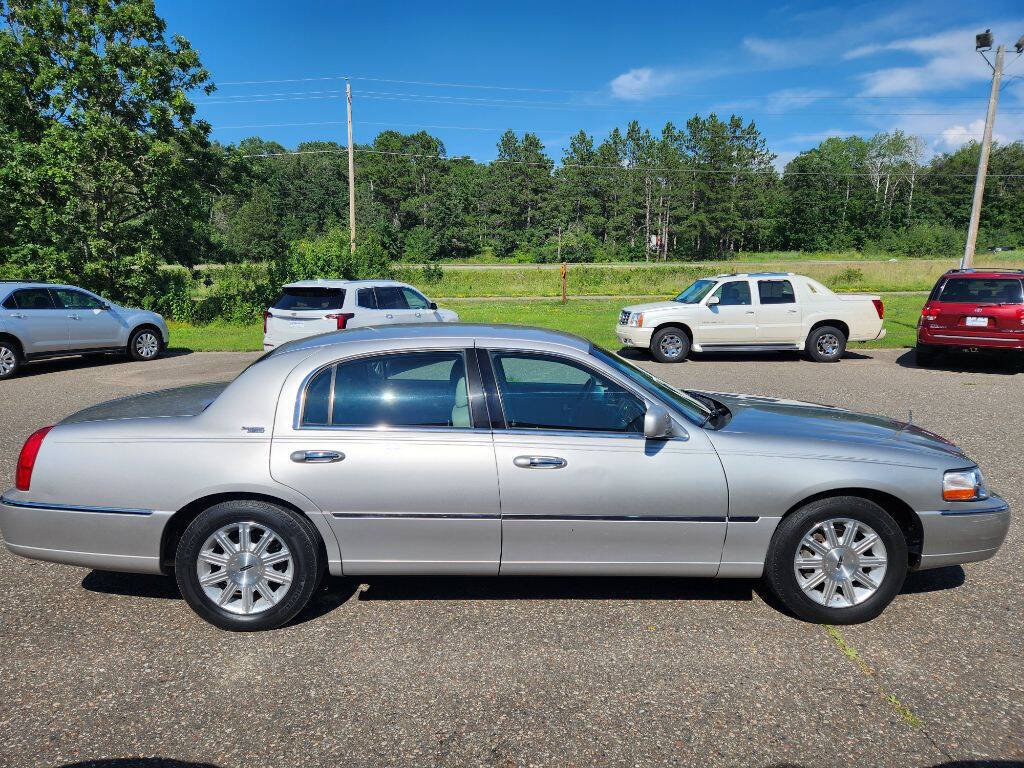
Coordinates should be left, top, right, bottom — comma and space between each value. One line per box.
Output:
961, 36, 1005, 269
346, 79, 357, 255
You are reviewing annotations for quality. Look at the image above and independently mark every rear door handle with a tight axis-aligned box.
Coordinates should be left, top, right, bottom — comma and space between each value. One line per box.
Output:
290, 450, 345, 463
513, 455, 567, 469
385, 313, 394, 319
787, 309, 798, 314
10, 313, 25, 319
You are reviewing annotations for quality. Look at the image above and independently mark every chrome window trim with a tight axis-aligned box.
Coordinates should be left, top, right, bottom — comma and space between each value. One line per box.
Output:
0, 495, 153, 516
293, 347, 480, 432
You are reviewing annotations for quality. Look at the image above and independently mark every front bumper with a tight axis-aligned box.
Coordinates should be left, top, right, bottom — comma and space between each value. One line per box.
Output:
615, 324, 654, 348
0, 492, 170, 574
916, 496, 1011, 570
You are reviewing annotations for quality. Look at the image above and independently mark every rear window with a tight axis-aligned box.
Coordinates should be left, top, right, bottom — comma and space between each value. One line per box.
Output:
272, 287, 346, 311
936, 278, 1023, 304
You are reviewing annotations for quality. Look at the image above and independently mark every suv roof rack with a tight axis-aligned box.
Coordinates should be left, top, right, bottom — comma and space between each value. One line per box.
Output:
946, 268, 1024, 274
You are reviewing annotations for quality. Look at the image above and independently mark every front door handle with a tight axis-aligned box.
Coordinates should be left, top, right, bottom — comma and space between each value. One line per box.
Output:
385, 313, 394, 319
290, 450, 345, 463
68, 314, 80, 320
787, 309, 798, 314
10, 313, 25, 319
513, 455, 567, 469
744, 310, 755, 315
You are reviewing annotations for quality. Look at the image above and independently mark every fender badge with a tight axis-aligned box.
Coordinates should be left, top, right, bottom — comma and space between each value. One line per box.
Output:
241, 426, 265, 434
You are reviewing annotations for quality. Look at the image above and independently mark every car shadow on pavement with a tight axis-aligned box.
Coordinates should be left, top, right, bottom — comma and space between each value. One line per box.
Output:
81, 570, 182, 600
901, 565, 966, 594
58, 760, 220, 768
895, 348, 1023, 374
16, 348, 194, 379
616, 348, 873, 364
356, 575, 754, 602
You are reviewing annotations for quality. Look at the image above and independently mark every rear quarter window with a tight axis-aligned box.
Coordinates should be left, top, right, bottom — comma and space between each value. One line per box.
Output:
273, 288, 346, 311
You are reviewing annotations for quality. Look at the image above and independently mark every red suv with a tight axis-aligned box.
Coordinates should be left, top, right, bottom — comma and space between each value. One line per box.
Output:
917, 268, 1024, 365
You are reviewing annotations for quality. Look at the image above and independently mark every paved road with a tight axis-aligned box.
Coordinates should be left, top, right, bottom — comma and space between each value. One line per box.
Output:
0, 348, 1021, 768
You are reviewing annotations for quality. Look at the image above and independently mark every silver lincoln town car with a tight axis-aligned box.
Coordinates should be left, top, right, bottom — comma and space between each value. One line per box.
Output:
0, 324, 1010, 631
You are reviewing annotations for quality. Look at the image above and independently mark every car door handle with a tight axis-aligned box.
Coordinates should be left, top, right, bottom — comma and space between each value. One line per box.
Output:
787, 309, 798, 314
10, 313, 25, 319
386, 313, 394, 319
68, 314, 80, 320
513, 455, 567, 469
744, 310, 755, 315
290, 450, 345, 463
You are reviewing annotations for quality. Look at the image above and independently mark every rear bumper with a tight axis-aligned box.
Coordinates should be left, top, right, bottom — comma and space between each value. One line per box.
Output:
918, 325, 1024, 350
916, 497, 1011, 570
0, 492, 169, 574
615, 324, 654, 348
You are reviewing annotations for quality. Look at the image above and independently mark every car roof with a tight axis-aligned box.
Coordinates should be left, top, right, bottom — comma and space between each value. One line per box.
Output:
0, 281, 84, 292
265, 323, 592, 358
281, 279, 409, 289
712, 272, 795, 279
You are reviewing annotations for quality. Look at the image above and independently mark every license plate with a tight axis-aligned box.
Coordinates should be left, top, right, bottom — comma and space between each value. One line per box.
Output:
965, 316, 988, 327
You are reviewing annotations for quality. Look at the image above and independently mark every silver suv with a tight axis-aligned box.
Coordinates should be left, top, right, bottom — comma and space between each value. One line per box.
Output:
0, 282, 169, 379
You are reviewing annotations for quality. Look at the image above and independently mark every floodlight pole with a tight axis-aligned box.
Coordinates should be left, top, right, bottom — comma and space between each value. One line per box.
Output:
346, 80, 357, 255
961, 45, 1003, 270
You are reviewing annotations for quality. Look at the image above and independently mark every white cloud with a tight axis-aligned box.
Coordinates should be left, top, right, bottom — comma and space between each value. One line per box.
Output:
854, 21, 1024, 96
609, 67, 681, 101
742, 36, 795, 64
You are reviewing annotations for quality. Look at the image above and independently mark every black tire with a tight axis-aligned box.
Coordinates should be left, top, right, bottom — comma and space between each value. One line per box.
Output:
915, 343, 939, 367
0, 339, 21, 380
806, 325, 847, 363
650, 326, 691, 363
127, 326, 163, 362
175, 500, 324, 631
764, 496, 907, 624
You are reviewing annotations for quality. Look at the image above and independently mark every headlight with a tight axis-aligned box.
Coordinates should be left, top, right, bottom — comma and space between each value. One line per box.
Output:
628, 313, 644, 328
943, 468, 988, 501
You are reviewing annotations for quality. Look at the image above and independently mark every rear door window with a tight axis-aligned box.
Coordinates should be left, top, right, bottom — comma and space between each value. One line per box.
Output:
272, 288, 346, 311
937, 278, 1023, 304
10, 288, 57, 310
375, 287, 410, 310
758, 280, 795, 304
356, 288, 378, 309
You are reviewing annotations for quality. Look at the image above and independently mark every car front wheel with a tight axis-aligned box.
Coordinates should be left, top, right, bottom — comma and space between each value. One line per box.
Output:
128, 327, 163, 361
175, 500, 324, 631
764, 496, 907, 624
650, 327, 691, 363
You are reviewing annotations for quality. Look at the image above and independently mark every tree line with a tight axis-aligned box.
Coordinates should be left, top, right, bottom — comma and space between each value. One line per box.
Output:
2, 0, 1023, 316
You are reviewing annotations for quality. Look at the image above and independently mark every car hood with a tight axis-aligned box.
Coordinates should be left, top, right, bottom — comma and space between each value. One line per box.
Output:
60, 382, 230, 424
622, 300, 689, 314
705, 391, 966, 459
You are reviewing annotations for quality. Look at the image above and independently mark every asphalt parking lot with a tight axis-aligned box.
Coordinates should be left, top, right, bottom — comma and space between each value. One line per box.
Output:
0, 348, 1021, 768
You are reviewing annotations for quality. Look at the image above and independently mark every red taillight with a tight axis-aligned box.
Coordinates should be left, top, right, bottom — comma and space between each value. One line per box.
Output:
872, 299, 884, 319
1016, 308, 1024, 326
921, 303, 938, 321
325, 312, 355, 330
16, 426, 53, 491
263, 311, 271, 334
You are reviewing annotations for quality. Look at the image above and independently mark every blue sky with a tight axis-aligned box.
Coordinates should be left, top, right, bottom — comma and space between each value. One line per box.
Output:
162, 0, 1024, 168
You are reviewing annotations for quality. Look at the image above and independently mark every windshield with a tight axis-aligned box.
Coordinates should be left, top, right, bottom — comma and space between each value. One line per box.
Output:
590, 346, 712, 425
673, 279, 717, 304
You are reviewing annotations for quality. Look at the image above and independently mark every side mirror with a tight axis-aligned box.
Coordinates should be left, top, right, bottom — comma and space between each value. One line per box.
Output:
100, 303, 111, 311
429, 301, 438, 310
706, 295, 720, 306
643, 404, 672, 439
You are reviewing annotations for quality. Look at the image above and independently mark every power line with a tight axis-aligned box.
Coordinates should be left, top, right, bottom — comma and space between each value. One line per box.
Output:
237, 147, 1024, 177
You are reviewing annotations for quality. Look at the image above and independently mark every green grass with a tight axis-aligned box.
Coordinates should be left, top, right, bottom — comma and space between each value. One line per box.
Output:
398, 257, 1024, 298
169, 293, 926, 353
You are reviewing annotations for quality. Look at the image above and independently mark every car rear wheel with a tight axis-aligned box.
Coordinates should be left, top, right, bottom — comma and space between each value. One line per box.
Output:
0, 340, 21, 380
128, 327, 162, 361
175, 500, 324, 631
650, 327, 691, 363
764, 496, 907, 624
806, 325, 846, 363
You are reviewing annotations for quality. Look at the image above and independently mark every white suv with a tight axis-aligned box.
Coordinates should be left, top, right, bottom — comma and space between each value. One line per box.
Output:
263, 280, 459, 350
616, 272, 886, 363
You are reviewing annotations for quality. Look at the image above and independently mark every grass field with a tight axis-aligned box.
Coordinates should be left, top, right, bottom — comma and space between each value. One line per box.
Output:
397, 256, 1024, 298
169, 292, 926, 353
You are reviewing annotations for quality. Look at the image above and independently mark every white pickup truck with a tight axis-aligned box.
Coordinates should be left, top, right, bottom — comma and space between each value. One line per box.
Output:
615, 272, 886, 363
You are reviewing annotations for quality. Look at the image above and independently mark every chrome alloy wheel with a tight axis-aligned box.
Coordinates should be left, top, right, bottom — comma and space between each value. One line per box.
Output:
793, 518, 888, 608
196, 521, 293, 615
816, 332, 840, 358
0, 345, 16, 376
658, 333, 684, 359
134, 331, 160, 359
